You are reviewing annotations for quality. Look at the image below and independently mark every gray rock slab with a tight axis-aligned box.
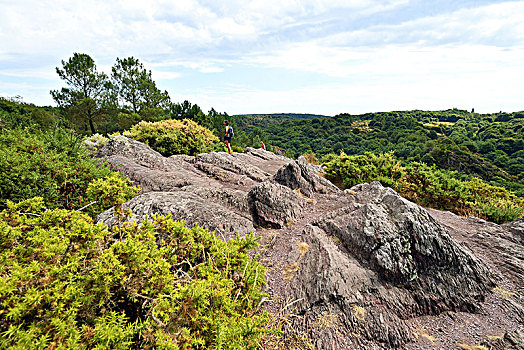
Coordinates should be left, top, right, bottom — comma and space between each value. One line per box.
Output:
97, 191, 254, 239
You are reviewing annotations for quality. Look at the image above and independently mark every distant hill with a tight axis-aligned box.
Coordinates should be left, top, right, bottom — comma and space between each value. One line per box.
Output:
246, 109, 524, 196
232, 113, 328, 133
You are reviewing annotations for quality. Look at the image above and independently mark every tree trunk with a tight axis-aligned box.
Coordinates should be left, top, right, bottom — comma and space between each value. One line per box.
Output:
88, 118, 96, 134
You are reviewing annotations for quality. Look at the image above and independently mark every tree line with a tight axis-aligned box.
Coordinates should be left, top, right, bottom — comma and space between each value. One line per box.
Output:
46, 54, 210, 138
2, 52, 523, 200
247, 109, 524, 197
46, 52, 271, 150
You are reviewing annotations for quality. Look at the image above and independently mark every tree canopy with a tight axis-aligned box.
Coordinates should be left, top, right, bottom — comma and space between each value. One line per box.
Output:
111, 56, 170, 116
50, 53, 113, 134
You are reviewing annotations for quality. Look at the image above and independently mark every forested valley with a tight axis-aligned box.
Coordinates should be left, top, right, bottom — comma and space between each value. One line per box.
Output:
235, 110, 524, 223
237, 110, 523, 193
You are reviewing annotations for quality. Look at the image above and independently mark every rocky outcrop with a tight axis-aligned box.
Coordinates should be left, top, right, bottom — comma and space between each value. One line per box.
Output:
95, 137, 299, 236
195, 152, 272, 182
279, 182, 494, 349
317, 182, 493, 312
273, 156, 340, 197
96, 191, 255, 239
97, 136, 216, 191
296, 155, 340, 194
482, 328, 524, 350
503, 217, 524, 245
283, 224, 414, 348
95, 136, 523, 349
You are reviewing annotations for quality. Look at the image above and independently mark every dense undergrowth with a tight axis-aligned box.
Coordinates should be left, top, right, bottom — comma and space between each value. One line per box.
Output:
0, 98, 271, 349
0, 198, 268, 349
0, 127, 117, 211
322, 152, 524, 223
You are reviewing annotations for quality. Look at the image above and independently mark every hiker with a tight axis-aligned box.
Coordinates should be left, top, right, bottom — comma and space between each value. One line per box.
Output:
224, 120, 233, 154
260, 141, 266, 150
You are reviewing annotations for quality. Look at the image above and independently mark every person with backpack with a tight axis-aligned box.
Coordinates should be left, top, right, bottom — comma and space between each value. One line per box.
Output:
224, 120, 233, 154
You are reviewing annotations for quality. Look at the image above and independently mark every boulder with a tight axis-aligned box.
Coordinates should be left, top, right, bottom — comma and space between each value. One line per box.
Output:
274, 161, 315, 197
481, 328, 524, 350
248, 181, 305, 228
315, 182, 493, 313
502, 216, 524, 245
296, 156, 340, 194
273, 157, 340, 197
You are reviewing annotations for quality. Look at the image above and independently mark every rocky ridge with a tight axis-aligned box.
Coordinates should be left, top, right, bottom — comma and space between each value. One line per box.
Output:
96, 136, 523, 349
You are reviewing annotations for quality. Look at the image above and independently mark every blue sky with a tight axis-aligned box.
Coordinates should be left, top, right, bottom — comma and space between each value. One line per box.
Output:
1, 0, 523, 115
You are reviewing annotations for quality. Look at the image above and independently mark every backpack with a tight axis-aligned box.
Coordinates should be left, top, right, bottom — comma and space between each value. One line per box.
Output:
227, 126, 234, 138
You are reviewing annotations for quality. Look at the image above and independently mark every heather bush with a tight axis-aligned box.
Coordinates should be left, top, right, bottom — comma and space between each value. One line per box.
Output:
398, 162, 465, 210
322, 151, 404, 189
123, 119, 219, 156
300, 151, 319, 165
85, 173, 141, 218
83, 133, 109, 153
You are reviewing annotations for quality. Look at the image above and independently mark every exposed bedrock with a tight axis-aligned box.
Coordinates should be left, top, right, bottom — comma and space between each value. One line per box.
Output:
195, 152, 273, 182
96, 136, 216, 191
95, 137, 330, 232
96, 191, 255, 239
94, 137, 516, 349
283, 182, 495, 348
273, 155, 340, 197
318, 182, 494, 313
248, 181, 305, 228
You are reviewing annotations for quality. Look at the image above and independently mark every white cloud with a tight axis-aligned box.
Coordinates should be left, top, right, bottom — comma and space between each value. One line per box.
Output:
0, 0, 411, 62
325, 1, 524, 47
0, 68, 56, 80
189, 63, 523, 115
247, 43, 524, 79
0, 0, 523, 113
150, 59, 225, 73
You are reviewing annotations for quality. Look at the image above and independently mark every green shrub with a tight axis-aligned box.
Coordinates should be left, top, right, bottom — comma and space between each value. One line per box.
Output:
0, 128, 114, 211
0, 98, 59, 130
83, 133, 109, 154
398, 162, 465, 210
300, 151, 319, 165
322, 152, 404, 189
475, 198, 524, 224
85, 173, 141, 218
0, 198, 268, 349
322, 152, 524, 223
231, 144, 245, 153
123, 119, 219, 156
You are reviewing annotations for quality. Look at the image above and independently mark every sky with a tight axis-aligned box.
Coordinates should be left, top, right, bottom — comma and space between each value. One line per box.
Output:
0, 0, 523, 116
